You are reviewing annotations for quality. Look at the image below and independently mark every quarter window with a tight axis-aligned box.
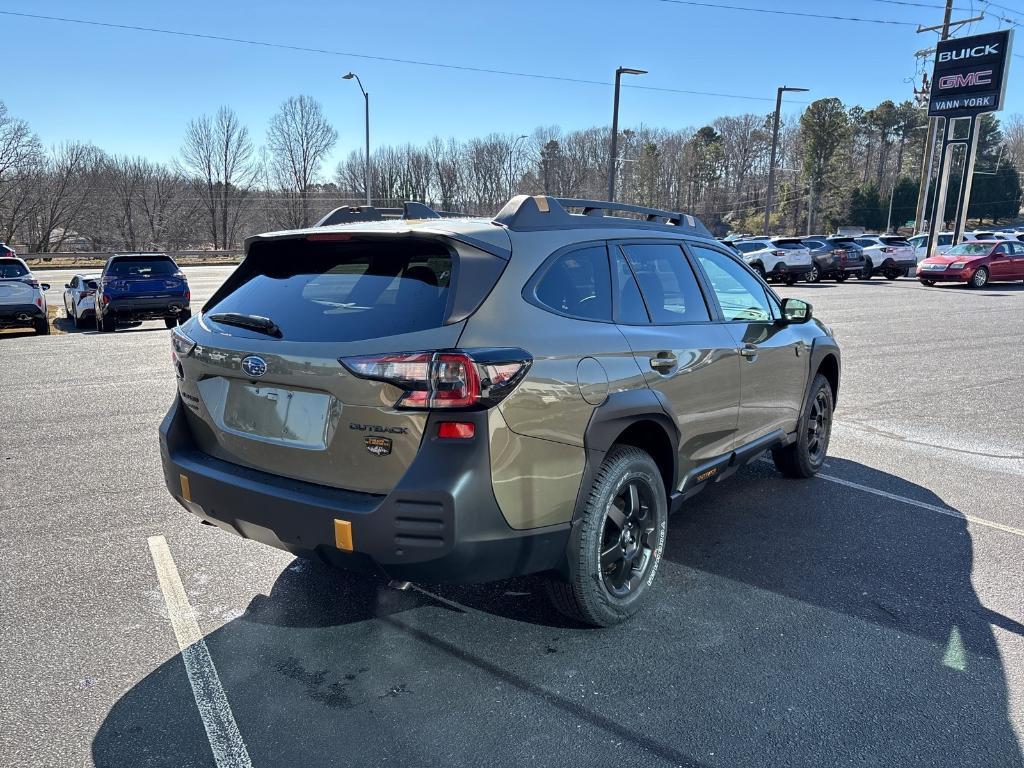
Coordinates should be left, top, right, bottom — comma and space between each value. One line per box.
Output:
534, 245, 612, 322
619, 243, 710, 324
690, 245, 773, 323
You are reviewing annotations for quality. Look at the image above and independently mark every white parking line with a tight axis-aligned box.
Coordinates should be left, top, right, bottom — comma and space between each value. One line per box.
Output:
816, 471, 1024, 539
147, 535, 253, 768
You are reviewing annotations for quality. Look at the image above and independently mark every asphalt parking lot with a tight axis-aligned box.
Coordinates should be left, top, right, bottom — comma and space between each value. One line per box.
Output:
2, 266, 1022, 768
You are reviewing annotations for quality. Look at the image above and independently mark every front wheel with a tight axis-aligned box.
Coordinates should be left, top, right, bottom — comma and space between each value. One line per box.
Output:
858, 260, 874, 279
772, 373, 834, 479
785, 274, 798, 286
885, 269, 900, 280
547, 446, 668, 627
836, 272, 848, 282
752, 263, 766, 280
805, 265, 821, 283
968, 267, 989, 289
920, 279, 936, 287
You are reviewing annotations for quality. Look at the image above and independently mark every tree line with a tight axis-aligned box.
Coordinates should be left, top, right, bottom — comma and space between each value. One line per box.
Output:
1, 95, 1022, 252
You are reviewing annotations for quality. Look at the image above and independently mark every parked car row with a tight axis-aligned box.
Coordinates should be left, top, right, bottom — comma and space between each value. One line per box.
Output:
0, 249, 191, 337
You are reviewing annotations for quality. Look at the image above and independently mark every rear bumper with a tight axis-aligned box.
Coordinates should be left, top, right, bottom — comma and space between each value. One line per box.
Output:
770, 263, 813, 277
0, 303, 44, 327
102, 296, 189, 321
159, 397, 569, 583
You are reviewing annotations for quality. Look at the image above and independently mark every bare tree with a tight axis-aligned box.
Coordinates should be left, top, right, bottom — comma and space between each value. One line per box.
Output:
266, 95, 338, 229
24, 142, 104, 252
179, 106, 259, 248
0, 101, 43, 242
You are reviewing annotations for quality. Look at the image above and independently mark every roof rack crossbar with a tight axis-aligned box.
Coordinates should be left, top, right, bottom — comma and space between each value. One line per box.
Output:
316, 201, 463, 227
493, 195, 711, 237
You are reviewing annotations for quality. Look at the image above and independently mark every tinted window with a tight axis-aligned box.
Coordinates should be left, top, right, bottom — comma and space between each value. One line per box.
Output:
106, 256, 178, 277
0, 258, 28, 278
612, 250, 650, 324
534, 245, 611, 322
938, 235, 953, 246
619, 243, 710, 324
207, 240, 454, 342
803, 240, 826, 249
735, 241, 767, 253
854, 238, 876, 247
880, 236, 909, 246
690, 246, 772, 322
772, 241, 804, 250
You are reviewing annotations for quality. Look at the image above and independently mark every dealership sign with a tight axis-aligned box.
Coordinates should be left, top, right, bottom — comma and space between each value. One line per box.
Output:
929, 30, 1013, 116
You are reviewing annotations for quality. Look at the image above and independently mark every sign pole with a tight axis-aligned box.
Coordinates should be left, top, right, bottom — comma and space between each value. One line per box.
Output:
953, 116, 981, 244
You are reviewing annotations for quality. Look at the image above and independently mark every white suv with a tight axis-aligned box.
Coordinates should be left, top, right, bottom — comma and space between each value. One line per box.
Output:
0, 254, 50, 335
853, 236, 917, 280
907, 232, 977, 262
732, 238, 813, 284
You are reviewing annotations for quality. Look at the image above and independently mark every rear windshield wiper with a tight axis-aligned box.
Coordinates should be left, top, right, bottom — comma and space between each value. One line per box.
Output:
208, 312, 283, 338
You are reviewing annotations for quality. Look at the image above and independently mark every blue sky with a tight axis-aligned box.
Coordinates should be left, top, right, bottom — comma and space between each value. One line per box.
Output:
2, 0, 1021, 170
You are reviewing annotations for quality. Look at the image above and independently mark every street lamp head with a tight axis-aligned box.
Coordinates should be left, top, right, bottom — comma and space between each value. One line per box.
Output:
781, 86, 810, 93
342, 72, 356, 80
618, 67, 648, 76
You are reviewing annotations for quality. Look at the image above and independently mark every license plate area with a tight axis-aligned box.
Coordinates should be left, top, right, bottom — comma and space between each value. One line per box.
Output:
222, 382, 332, 449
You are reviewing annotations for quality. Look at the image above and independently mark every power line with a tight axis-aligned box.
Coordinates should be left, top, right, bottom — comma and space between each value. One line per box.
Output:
0, 10, 787, 104
654, 0, 918, 24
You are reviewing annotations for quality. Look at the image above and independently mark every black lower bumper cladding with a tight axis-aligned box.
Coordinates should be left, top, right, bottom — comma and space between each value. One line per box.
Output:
0, 303, 44, 327
159, 398, 570, 583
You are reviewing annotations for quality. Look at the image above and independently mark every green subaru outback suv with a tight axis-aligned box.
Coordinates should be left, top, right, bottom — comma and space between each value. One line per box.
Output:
161, 196, 840, 626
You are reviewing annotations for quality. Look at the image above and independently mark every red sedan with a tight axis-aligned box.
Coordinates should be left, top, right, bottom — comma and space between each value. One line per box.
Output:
917, 240, 1024, 288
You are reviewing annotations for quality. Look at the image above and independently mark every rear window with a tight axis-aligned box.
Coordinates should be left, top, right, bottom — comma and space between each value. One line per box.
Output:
107, 256, 178, 277
772, 241, 805, 250
879, 237, 909, 246
0, 258, 28, 278
208, 239, 455, 342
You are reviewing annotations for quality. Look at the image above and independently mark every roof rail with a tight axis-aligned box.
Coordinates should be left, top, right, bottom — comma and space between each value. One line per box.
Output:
316, 201, 462, 227
492, 195, 713, 237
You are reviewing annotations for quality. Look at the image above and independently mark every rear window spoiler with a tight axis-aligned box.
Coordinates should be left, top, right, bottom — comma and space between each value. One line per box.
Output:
316, 201, 465, 226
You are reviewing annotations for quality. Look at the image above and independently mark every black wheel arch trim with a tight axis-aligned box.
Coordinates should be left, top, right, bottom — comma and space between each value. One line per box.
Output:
807, 337, 841, 407
572, 388, 681, 525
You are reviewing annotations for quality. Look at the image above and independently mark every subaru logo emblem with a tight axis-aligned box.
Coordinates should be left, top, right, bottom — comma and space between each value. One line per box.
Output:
241, 355, 267, 378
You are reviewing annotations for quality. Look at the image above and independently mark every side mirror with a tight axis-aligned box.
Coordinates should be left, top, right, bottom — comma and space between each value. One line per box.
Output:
41, 283, 51, 291
64, 283, 71, 289
781, 297, 812, 324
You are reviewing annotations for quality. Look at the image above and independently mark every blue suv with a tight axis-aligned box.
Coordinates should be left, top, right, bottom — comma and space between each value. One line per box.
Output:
96, 253, 190, 332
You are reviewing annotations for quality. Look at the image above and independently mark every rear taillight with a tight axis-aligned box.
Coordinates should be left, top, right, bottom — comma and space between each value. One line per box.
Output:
101, 294, 110, 305
340, 349, 532, 411
23, 278, 39, 289
184, 290, 191, 301
774, 250, 786, 257
880, 247, 893, 253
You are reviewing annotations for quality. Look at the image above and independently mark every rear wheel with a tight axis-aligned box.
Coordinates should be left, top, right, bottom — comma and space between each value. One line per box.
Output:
772, 373, 834, 479
836, 272, 848, 282
33, 317, 50, 335
96, 311, 116, 333
785, 274, 798, 286
968, 266, 989, 289
164, 316, 178, 329
858, 259, 873, 279
547, 446, 668, 627
885, 268, 900, 280
920, 279, 936, 286
752, 262, 766, 280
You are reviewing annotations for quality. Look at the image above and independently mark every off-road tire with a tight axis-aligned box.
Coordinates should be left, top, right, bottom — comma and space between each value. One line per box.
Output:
772, 373, 834, 479
547, 446, 668, 627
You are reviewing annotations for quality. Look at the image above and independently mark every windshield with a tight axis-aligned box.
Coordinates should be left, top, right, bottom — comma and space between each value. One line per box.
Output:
946, 243, 992, 256
0, 258, 29, 278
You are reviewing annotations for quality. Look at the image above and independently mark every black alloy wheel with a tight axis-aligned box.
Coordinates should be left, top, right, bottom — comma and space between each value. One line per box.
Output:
600, 479, 658, 598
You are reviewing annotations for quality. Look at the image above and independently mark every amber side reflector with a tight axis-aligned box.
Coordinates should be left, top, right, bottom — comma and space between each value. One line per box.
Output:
334, 519, 354, 551
179, 474, 191, 502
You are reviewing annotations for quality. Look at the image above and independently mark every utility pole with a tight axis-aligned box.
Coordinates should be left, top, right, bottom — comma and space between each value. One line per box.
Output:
764, 85, 809, 235
913, 1, 985, 236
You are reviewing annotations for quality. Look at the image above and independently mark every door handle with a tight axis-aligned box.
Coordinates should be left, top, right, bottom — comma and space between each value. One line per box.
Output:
649, 353, 677, 372
739, 345, 758, 361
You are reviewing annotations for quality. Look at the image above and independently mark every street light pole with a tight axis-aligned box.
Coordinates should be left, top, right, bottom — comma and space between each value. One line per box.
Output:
342, 72, 371, 206
508, 134, 528, 200
607, 66, 647, 201
763, 85, 809, 235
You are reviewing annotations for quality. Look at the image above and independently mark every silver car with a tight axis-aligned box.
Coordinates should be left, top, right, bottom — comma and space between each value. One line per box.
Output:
63, 273, 101, 329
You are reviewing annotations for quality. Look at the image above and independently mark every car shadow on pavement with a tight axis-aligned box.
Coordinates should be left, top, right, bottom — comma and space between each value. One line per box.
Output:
91, 460, 1023, 768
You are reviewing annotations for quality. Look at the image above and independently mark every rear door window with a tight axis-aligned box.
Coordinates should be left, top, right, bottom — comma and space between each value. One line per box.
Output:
533, 245, 612, 322
619, 243, 710, 324
207, 239, 455, 342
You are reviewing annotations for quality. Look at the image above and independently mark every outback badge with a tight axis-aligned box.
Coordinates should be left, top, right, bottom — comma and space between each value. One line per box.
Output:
365, 436, 392, 457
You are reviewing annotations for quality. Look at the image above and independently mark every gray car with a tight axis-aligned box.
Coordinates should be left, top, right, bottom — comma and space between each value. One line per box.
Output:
160, 196, 841, 626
